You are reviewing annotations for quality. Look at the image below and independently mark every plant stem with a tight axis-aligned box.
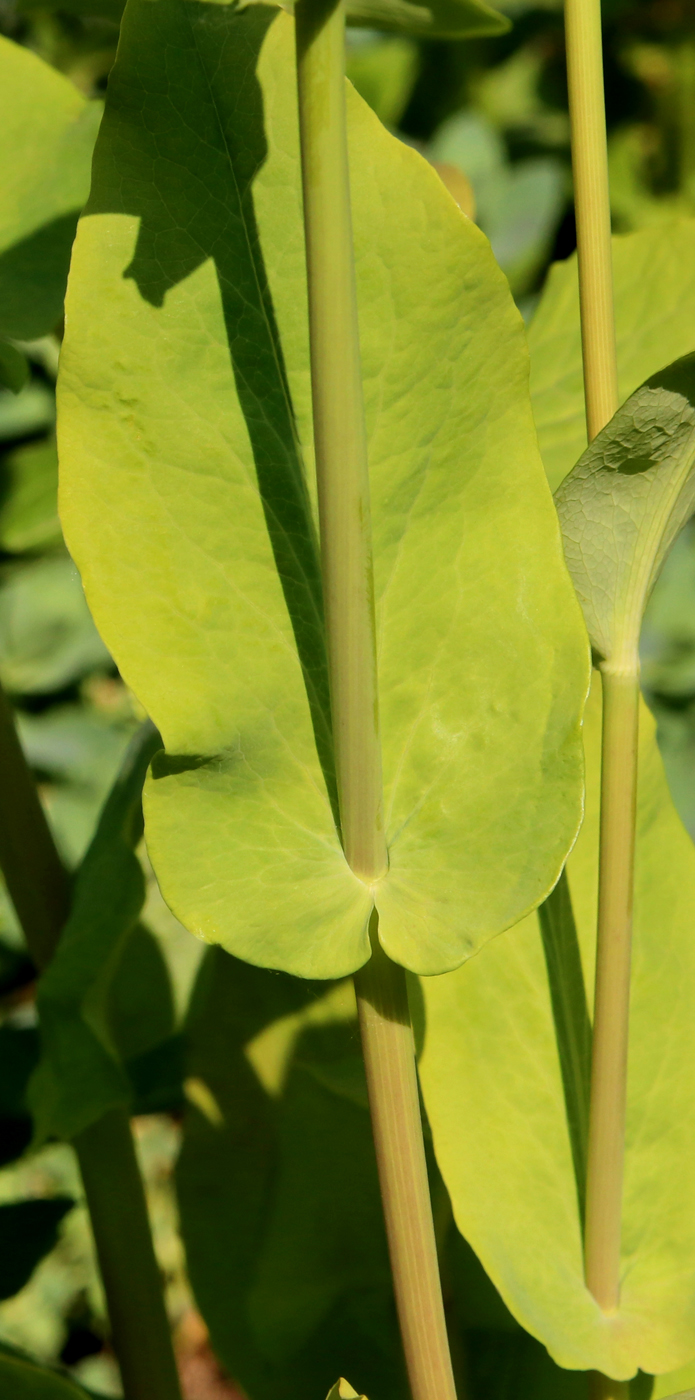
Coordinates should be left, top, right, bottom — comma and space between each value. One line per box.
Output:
584, 668, 639, 1310
76, 1107, 182, 1400
354, 932, 457, 1400
0, 681, 181, 1400
295, 10, 455, 1397
564, 0, 618, 440
590, 1372, 630, 1400
295, 0, 386, 882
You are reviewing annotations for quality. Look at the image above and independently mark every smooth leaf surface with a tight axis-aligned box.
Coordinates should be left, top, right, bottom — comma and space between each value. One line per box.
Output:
0, 36, 101, 339
0, 556, 110, 697
177, 947, 404, 1400
59, 0, 587, 978
0, 1199, 73, 1301
529, 220, 695, 492
555, 354, 695, 668
417, 678, 695, 1376
29, 723, 161, 1141
344, 0, 508, 37
325, 1382, 366, 1400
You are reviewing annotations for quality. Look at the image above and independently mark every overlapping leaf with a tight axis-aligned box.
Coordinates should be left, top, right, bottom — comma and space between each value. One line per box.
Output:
416, 678, 695, 1377
529, 219, 695, 491
58, 0, 588, 978
0, 36, 100, 340
29, 723, 162, 1141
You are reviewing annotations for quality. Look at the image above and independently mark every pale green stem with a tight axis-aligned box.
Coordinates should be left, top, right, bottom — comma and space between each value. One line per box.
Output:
590, 1372, 631, 1400
565, 0, 618, 441
295, 9, 456, 1397
0, 682, 181, 1400
584, 668, 639, 1311
354, 932, 457, 1400
295, 0, 386, 883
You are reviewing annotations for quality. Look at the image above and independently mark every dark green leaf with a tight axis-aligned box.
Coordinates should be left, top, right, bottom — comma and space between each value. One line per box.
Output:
0, 342, 29, 395
0, 1198, 73, 1301
29, 722, 162, 1141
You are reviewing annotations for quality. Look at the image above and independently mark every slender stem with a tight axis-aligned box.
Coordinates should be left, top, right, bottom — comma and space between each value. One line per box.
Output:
354, 932, 457, 1400
590, 1373, 630, 1400
295, 0, 386, 882
0, 684, 70, 972
295, 10, 455, 1396
565, 0, 618, 440
76, 1108, 182, 1400
0, 680, 181, 1400
584, 668, 639, 1311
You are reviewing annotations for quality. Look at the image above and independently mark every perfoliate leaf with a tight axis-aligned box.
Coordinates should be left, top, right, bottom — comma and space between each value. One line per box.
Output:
529, 220, 695, 493
29, 722, 161, 1142
0, 341, 29, 395
0, 1199, 73, 1301
416, 679, 695, 1377
555, 354, 695, 668
0, 36, 101, 340
58, 2, 588, 979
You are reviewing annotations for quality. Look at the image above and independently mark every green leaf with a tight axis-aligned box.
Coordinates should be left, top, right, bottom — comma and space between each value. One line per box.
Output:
0, 556, 110, 697
0, 341, 29, 395
529, 220, 695, 493
29, 722, 162, 1142
416, 678, 695, 1376
58, 0, 588, 978
106, 922, 176, 1062
554, 354, 695, 669
0, 382, 54, 444
325, 1382, 367, 1400
0, 1198, 73, 1301
0, 36, 101, 340
343, 0, 508, 38
177, 947, 406, 1400
0, 1026, 39, 1167
0, 1354, 92, 1400
345, 36, 419, 128
0, 437, 60, 553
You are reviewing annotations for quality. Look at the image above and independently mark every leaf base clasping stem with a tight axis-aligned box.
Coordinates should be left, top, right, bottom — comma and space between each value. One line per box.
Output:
584, 667, 639, 1312
295, 5, 456, 1396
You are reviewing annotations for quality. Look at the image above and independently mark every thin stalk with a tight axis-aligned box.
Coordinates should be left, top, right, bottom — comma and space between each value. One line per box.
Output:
295, 0, 386, 882
295, 9, 455, 1398
589, 1373, 630, 1400
355, 933, 458, 1400
0, 682, 181, 1400
584, 668, 639, 1311
565, 0, 618, 441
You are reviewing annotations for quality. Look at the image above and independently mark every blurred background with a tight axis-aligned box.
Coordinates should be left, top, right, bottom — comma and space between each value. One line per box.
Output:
0, 0, 694, 1394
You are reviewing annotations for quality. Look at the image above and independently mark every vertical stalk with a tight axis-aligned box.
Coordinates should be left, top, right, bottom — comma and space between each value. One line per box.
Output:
584, 668, 639, 1311
295, 0, 386, 883
564, 0, 636, 1333
355, 933, 458, 1400
590, 1373, 630, 1400
565, 0, 618, 441
295, 9, 456, 1398
0, 683, 181, 1400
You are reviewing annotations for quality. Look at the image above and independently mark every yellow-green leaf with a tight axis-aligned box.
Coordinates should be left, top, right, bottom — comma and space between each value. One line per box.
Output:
529, 220, 695, 492
0, 36, 101, 339
58, 1, 588, 978
416, 678, 695, 1377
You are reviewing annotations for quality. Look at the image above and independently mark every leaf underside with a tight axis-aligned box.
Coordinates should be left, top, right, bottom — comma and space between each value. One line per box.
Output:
58, 1, 588, 978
